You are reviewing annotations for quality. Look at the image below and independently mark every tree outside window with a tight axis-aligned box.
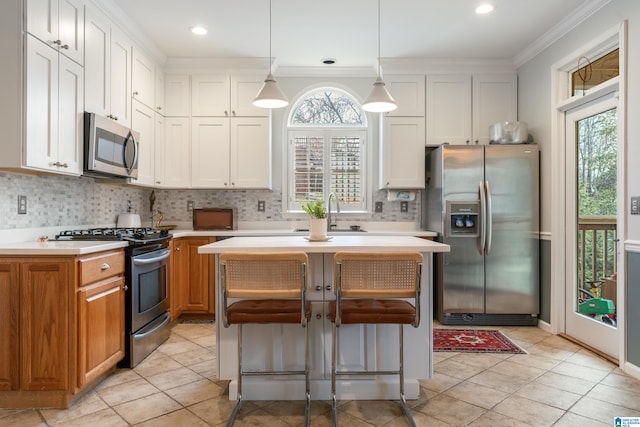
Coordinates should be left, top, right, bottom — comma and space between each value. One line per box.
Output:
287, 88, 368, 213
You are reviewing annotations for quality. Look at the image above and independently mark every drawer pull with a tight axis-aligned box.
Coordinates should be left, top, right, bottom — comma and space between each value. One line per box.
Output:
101, 263, 111, 270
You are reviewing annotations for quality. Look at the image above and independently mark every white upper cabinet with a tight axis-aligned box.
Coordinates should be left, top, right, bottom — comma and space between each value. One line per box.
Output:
162, 117, 191, 188
191, 75, 268, 117
164, 75, 190, 117
155, 68, 165, 114
132, 48, 155, 109
130, 100, 155, 187
379, 117, 425, 189
84, 3, 132, 127
384, 75, 425, 117
426, 75, 472, 146
426, 74, 517, 146
472, 74, 518, 145
26, 0, 84, 65
25, 34, 83, 174
191, 117, 270, 189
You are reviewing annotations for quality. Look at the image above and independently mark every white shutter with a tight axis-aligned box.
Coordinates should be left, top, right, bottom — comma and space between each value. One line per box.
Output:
330, 136, 364, 209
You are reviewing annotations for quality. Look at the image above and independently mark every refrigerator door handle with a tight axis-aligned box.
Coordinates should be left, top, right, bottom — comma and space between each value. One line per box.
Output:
478, 181, 486, 255
485, 180, 493, 255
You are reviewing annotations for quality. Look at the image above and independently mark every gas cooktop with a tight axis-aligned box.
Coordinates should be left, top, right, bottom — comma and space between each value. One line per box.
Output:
55, 227, 170, 242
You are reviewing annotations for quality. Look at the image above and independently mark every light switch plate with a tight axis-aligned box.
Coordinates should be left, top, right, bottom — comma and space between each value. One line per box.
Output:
400, 201, 408, 212
632, 197, 640, 215
17, 195, 27, 214
257, 201, 265, 212
187, 201, 194, 211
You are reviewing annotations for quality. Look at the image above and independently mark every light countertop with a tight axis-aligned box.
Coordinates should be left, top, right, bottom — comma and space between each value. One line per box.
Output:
198, 235, 449, 254
171, 228, 437, 238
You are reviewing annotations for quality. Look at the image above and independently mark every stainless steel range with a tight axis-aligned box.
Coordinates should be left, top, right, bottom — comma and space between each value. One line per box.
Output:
56, 227, 172, 367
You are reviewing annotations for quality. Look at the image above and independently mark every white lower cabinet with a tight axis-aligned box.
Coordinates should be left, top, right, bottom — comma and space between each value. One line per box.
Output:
191, 117, 270, 189
217, 253, 428, 400
25, 34, 83, 175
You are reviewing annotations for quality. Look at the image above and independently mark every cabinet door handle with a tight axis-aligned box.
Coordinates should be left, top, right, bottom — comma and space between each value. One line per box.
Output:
224, 110, 229, 116
232, 110, 236, 116
325, 285, 331, 291
315, 285, 322, 291
53, 39, 62, 46
315, 313, 322, 320
133, 91, 139, 95
175, 247, 181, 251
61, 43, 69, 50
157, 106, 162, 110
101, 263, 111, 270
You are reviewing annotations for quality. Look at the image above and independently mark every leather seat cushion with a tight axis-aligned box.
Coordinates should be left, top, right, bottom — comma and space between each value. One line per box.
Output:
227, 300, 312, 324
328, 299, 416, 324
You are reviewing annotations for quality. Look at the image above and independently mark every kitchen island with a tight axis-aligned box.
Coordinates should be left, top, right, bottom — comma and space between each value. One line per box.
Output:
198, 235, 449, 401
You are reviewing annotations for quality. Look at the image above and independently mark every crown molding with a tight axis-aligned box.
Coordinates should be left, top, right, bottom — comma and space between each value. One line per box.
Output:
513, 0, 613, 68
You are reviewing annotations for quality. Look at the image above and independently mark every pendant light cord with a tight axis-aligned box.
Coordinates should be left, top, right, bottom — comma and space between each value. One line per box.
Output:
377, 0, 381, 78
269, 0, 273, 75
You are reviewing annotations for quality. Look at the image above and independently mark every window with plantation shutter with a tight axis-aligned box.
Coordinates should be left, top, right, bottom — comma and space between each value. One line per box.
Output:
287, 88, 368, 213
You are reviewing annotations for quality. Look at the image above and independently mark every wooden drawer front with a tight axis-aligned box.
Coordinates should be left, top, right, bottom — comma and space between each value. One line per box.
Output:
79, 250, 125, 285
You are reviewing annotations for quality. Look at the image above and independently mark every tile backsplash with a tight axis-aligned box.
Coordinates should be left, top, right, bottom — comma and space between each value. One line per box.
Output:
0, 172, 419, 230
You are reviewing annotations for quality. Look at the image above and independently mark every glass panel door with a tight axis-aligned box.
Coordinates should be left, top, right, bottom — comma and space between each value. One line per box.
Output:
565, 93, 618, 359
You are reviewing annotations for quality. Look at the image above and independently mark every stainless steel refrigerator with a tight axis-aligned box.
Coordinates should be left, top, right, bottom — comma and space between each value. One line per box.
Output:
422, 144, 539, 325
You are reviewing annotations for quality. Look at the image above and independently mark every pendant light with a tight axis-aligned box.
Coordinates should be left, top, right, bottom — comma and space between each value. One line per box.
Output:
362, 0, 397, 113
253, 0, 288, 109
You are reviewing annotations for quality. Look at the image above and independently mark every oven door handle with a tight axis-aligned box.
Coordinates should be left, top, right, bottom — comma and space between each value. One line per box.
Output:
133, 312, 171, 341
133, 249, 171, 265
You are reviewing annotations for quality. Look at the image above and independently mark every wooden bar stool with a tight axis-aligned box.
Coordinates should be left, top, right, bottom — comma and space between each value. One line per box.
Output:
329, 252, 423, 427
220, 252, 311, 427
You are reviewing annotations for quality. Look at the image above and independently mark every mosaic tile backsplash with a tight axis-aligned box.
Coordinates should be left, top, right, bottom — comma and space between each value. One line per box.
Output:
0, 172, 419, 230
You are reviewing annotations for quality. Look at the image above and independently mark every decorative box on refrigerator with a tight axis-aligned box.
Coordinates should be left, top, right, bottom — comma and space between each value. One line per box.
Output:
422, 144, 540, 325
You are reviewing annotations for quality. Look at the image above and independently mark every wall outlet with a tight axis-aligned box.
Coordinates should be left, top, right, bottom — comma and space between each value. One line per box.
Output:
374, 202, 383, 213
400, 201, 408, 212
17, 195, 27, 214
632, 196, 640, 215
187, 200, 194, 211
257, 200, 265, 212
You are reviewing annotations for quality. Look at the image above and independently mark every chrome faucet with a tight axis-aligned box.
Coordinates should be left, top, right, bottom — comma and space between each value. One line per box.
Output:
327, 192, 340, 231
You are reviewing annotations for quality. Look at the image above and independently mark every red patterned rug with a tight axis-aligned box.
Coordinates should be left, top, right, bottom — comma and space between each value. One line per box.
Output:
433, 328, 526, 354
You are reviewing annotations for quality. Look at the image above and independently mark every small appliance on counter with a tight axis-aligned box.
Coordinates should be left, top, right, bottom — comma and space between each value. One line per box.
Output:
192, 208, 235, 230
117, 200, 142, 228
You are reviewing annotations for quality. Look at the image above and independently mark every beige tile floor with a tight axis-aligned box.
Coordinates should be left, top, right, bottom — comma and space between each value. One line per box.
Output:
2, 321, 640, 426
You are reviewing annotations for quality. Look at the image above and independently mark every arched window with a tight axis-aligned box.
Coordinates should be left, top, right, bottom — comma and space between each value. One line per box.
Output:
286, 87, 368, 213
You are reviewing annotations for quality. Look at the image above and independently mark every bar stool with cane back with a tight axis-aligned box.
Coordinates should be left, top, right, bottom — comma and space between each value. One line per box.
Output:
329, 252, 423, 427
219, 252, 312, 427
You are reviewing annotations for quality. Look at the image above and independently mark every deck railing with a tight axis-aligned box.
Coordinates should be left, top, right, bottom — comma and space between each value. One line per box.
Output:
578, 216, 617, 285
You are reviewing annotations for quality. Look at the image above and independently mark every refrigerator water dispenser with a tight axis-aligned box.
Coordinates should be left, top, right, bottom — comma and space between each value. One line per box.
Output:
446, 201, 480, 237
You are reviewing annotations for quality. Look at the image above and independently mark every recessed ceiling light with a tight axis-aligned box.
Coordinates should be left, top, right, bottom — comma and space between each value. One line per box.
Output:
475, 3, 495, 14
322, 58, 337, 65
189, 26, 208, 36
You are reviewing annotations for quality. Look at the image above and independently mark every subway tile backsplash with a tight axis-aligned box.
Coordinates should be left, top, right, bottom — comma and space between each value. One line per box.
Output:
0, 172, 419, 231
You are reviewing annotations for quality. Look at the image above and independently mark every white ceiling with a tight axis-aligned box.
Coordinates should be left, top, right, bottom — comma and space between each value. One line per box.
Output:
108, 0, 602, 71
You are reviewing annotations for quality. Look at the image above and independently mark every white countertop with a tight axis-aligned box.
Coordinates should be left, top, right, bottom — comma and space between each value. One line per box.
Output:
198, 235, 449, 254
0, 240, 129, 256
171, 228, 437, 238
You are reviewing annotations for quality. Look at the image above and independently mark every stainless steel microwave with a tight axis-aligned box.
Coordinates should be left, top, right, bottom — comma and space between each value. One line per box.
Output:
83, 112, 139, 179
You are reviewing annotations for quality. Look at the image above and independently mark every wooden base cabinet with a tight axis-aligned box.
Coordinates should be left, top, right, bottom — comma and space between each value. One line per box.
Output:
0, 250, 125, 408
170, 237, 215, 317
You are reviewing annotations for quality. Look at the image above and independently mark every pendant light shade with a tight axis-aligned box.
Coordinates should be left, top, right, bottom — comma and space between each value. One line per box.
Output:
253, 0, 288, 109
362, 0, 397, 113
253, 73, 288, 108
362, 76, 397, 112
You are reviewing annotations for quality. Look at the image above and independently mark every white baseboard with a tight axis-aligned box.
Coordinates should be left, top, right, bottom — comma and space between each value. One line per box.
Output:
623, 361, 640, 381
537, 319, 552, 334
